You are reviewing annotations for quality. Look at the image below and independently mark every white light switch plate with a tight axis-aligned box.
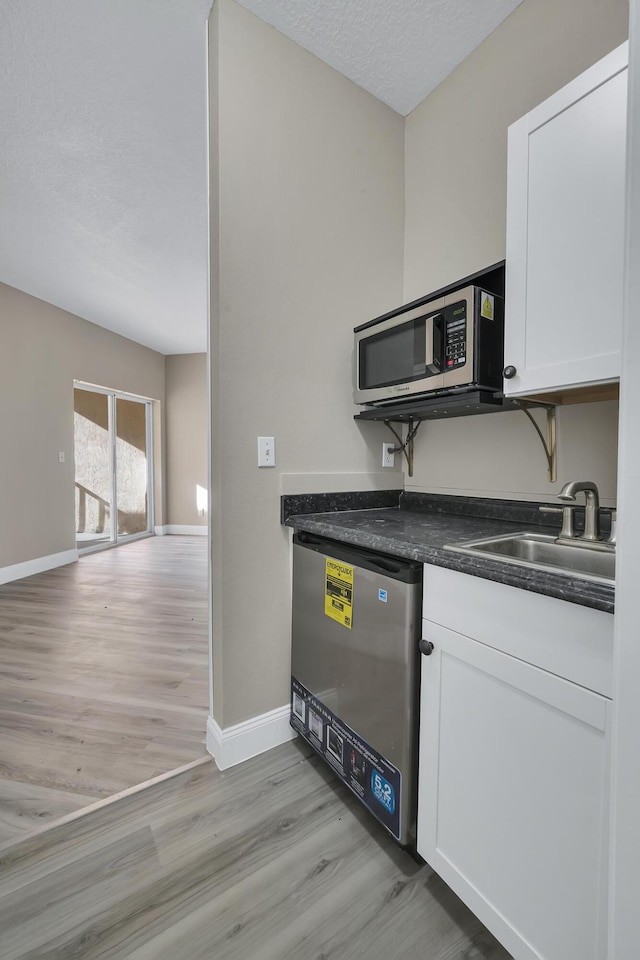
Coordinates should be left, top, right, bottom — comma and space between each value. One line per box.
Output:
258, 436, 275, 468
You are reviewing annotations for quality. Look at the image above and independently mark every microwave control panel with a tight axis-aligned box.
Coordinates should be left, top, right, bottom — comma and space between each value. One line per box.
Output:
444, 301, 467, 369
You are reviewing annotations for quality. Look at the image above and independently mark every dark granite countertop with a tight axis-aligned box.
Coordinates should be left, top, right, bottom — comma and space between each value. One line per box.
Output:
284, 497, 615, 615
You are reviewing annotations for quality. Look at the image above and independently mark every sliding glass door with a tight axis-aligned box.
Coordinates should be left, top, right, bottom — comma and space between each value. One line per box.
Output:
74, 388, 113, 549
115, 397, 150, 539
74, 384, 153, 551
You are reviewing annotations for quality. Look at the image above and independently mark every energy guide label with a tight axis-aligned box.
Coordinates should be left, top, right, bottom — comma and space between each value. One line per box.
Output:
324, 558, 353, 629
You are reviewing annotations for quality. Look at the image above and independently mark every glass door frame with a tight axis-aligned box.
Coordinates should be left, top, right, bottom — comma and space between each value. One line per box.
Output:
74, 381, 155, 554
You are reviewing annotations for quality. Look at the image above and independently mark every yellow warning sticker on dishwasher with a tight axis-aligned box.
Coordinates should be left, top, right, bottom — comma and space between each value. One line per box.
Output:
480, 292, 494, 320
325, 558, 354, 629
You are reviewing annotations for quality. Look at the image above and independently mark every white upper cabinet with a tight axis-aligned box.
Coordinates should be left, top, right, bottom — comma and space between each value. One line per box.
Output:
504, 43, 628, 397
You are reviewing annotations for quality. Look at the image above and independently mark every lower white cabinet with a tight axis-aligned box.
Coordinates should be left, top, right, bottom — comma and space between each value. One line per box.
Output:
417, 615, 611, 960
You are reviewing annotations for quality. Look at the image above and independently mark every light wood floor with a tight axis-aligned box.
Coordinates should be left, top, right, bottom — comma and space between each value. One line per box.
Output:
0, 740, 513, 960
0, 535, 209, 846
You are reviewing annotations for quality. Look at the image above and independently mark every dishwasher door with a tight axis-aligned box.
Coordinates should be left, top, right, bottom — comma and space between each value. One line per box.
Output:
290, 531, 422, 844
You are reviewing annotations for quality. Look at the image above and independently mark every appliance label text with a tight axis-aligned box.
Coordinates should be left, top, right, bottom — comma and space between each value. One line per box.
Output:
324, 558, 354, 629
290, 676, 402, 841
480, 292, 495, 321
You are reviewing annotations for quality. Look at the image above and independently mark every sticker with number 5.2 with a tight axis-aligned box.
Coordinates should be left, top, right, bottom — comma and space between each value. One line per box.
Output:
371, 770, 395, 814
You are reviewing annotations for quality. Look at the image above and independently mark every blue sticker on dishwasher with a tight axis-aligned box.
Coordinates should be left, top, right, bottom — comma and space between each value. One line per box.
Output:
371, 770, 395, 814
289, 676, 402, 841
378, 588, 388, 603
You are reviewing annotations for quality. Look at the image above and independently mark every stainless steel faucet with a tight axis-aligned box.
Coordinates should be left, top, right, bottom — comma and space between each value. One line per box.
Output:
557, 480, 601, 542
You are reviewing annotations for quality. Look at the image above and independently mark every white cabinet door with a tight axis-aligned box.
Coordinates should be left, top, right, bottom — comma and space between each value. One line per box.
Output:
504, 43, 628, 396
417, 621, 610, 960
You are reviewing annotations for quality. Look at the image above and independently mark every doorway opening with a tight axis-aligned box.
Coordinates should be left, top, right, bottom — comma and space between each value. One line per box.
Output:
74, 383, 154, 552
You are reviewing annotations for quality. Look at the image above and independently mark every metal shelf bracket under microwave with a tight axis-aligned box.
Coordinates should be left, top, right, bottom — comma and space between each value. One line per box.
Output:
354, 389, 557, 480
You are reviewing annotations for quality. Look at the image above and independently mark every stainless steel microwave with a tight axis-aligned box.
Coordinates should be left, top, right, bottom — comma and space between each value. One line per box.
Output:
354, 285, 504, 406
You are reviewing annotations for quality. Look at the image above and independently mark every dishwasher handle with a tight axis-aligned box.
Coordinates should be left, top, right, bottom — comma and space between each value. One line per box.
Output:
294, 530, 422, 583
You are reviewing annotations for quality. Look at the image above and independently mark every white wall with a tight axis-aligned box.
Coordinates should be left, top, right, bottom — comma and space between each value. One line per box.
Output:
209, 0, 405, 726
404, 0, 629, 299
165, 353, 208, 527
207, 0, 630, 733
403, 0, 628, 504
0, 281, 166, 569
407, 401, 619, 507
609, 0, 640, 953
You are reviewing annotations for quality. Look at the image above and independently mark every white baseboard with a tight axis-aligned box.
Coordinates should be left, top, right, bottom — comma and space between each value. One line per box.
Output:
206, 705, 296, 770
0, 548, 79, 585
155, 525, 207, 537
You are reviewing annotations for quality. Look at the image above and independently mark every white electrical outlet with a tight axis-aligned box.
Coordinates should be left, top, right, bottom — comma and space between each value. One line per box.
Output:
58, 451, 65, 463
258, 436, 276, 467
382, 442, 395, 468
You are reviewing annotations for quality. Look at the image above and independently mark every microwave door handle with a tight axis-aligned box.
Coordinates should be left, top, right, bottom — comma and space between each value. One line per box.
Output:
425, 313, 442, 374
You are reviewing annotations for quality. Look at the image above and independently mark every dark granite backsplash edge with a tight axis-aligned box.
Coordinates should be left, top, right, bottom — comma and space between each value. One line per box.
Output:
399, 491, 613, 535
280, 489, 402, 524
281, 488, 613, 535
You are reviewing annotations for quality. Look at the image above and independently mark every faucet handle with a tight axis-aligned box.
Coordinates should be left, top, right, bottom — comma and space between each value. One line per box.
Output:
539, 504, 577, 539
559, 505, 577, 540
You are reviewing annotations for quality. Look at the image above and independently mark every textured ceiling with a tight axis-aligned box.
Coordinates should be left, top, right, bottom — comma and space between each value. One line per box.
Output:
236, 0, 523, 116
0, 0, 211, 355
0, 0, 522, 355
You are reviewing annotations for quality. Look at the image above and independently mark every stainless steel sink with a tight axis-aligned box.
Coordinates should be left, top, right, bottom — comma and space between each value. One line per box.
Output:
446, 532, 615, 584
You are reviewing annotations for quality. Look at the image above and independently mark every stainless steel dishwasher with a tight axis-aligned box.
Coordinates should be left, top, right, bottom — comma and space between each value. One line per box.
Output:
290, 530, 422, 846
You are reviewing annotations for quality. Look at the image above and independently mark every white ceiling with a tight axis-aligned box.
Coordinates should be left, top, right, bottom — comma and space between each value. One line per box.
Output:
0, 0, 212, 355
236, 0, 523, 116
0, 0, 522, 355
